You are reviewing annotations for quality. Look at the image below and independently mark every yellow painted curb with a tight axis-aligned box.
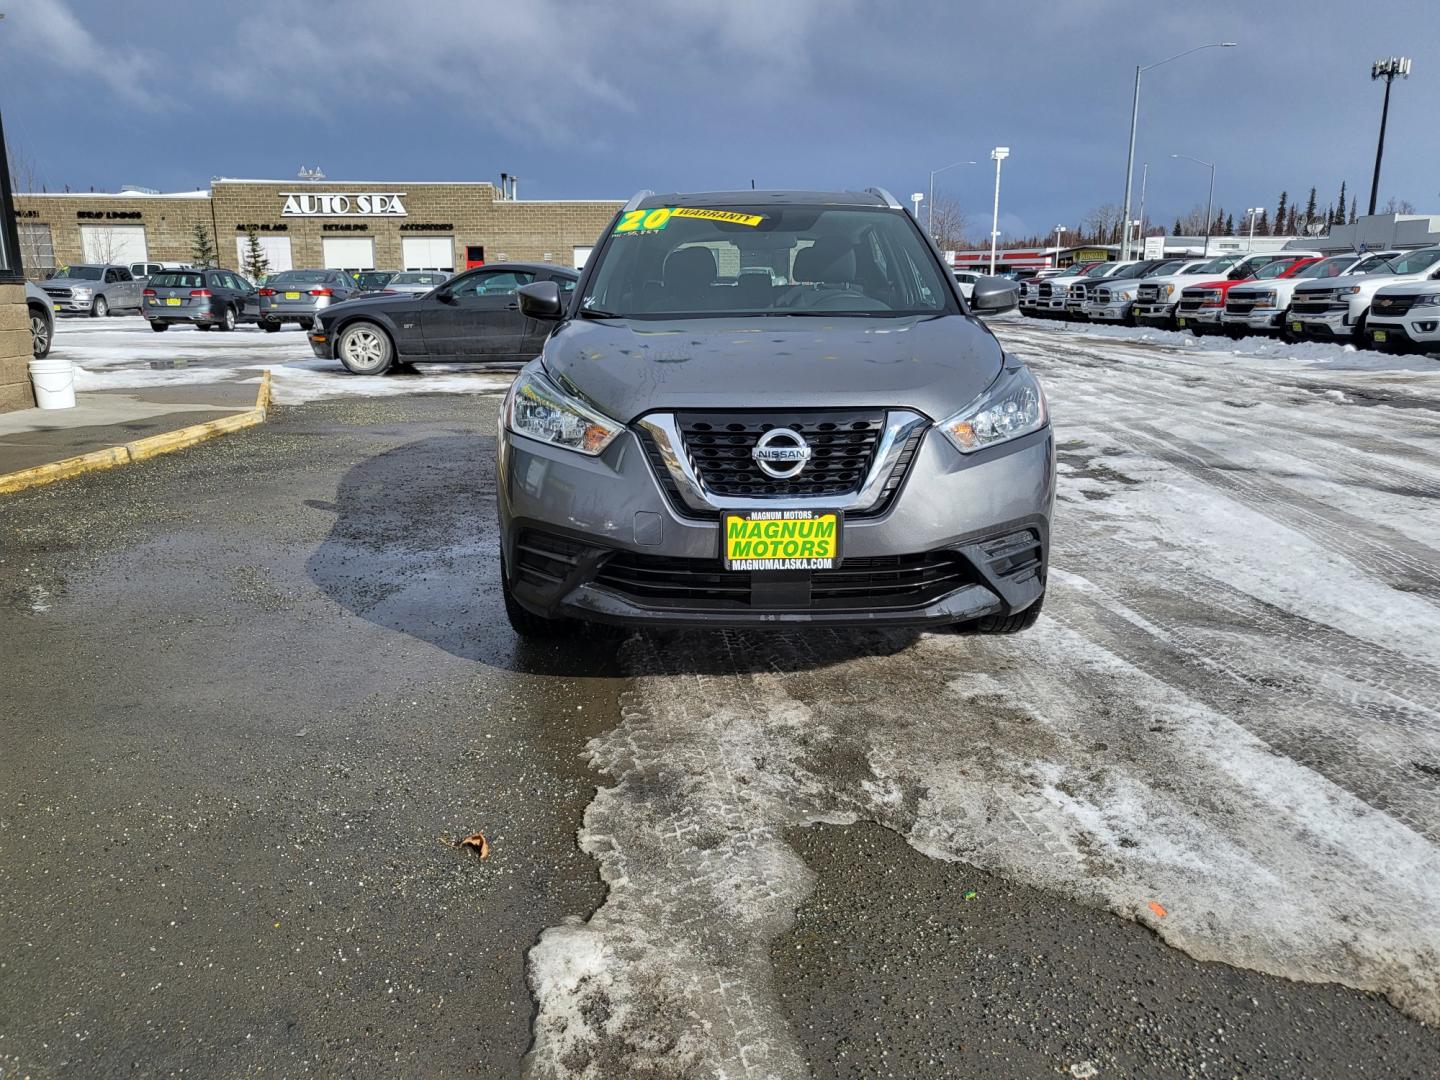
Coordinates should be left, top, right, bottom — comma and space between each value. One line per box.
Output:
0, 368, 274, 496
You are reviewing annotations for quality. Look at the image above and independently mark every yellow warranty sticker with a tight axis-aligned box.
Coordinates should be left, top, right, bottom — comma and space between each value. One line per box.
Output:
614, 207, 764, 235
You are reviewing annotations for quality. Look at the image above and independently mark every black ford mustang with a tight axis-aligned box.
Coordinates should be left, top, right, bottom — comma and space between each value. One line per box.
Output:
309, 262, 580, 373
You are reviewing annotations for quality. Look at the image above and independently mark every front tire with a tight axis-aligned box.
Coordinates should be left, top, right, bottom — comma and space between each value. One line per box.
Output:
336, 321, 394, 375
149, 321, 169, 333
502, 558, 574, 638
91, 295, 109, 318
967, 590, 1045, 635
29, 307, 53, 358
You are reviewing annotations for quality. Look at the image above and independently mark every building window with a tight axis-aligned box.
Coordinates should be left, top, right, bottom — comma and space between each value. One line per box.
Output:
18, 222, 55, 274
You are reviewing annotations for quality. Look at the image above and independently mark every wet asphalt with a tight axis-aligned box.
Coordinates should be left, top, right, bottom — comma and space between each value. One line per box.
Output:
1, 391, 1436, 1077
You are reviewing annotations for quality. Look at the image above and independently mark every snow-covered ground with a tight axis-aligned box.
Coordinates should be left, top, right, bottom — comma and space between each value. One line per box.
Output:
48, 317, 517, 404
525, 317, 1440, 1077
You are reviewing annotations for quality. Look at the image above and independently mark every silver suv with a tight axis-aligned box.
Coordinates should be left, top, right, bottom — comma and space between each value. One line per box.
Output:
496, 189, 1053, 636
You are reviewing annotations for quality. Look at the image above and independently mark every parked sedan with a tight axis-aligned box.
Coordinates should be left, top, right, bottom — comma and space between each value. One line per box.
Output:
25, 281, 55, 358
381, 270, 451, 296
258, 269, 361, 331
41, 264, 144, 317
144, 268, 260, 332
352, 270, 398, 295
309, 262, 579, 373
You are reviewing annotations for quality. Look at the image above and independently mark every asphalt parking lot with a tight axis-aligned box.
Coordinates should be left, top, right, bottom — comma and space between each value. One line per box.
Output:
2, 317, 1438, 1078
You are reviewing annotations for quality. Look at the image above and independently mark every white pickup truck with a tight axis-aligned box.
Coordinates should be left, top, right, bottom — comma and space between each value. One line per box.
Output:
1288, 247, 1440, 342
1032, 261, 1113, 315
1083, 258, 1203, 324
1130, 253, 1254, 328
1221, 251, 1401, 338
1366, 277, 1440, 353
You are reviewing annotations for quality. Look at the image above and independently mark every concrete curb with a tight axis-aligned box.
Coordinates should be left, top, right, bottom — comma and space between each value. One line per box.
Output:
0, 369, 272, 497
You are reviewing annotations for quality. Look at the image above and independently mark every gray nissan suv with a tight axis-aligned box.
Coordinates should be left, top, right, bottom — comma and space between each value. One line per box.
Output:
497, 188, 1054, 635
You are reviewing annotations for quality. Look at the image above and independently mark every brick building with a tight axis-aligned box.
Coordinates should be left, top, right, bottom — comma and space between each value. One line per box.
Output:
13, 178, 623, 278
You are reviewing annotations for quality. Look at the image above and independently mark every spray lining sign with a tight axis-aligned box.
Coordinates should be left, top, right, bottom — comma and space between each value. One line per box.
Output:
614, 207, 765, 235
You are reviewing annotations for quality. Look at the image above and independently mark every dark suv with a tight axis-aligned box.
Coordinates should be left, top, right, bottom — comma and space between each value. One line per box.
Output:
496, 188, 1054, 636
144, 268, 260, 332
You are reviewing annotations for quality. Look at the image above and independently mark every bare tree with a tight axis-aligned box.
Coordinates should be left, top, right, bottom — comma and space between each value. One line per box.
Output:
81, 227, 127, 265
1081, 203, 1124, 244
928, 195, 970, 251
1381, 196, 1417, 215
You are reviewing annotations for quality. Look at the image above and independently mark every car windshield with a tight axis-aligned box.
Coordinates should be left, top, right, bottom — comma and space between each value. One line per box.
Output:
1295, 256, 1354, 279
150, 272, 205, 289
354, 272, 394, 289
1380, 249, 1440, 275
580, 204, 954, 318
393, 272, 447, 285
271, 270, 338, 284
1349, 254, 1396, 274
60, 266, 104, 280
1253, 259, 1301, 280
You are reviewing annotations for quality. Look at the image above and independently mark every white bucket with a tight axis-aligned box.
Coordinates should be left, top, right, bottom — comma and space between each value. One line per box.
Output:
29, 357, 76, 410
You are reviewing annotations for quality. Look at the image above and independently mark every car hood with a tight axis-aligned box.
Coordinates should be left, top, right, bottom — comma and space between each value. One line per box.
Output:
541, 315, 1004, 424
43, 276, 100, 288
1293, 271, 1411, 295
322, 293, 423, 317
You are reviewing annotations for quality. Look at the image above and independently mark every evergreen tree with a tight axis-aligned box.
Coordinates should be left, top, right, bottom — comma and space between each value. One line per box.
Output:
1349, 197, 1358, 224
1286, 206, 1298, 234
1256, 209, 1269, 233
241, 226, 270, 283
1223, 212, 1235, 236
1334, 180, 1348, 225
190, 222, 217, 268
1272, 191, 1288, 235
1302, 187, 1318, 229
1211, 208, 1226, 237
1172, 217, 1184, 236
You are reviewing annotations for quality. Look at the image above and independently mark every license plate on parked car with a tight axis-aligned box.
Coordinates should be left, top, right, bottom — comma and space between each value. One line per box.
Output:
1176, 318, 1186, 327
285, 291, 301, 300
1291, 321, 1303, 332
1373, 330, 1388, 342
165, 298, 181, 306
722, 510, 842, 571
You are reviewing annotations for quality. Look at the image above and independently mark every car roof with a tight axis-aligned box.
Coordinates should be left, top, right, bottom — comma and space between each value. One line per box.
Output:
634, 189, 892, 210
465, 261, 578, 276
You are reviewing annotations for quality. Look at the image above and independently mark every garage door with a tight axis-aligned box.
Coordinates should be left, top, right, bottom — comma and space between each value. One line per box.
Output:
235, 235, 293, 275
572, 246, 593, 269
80, 225, 148, 265
322, 237, 375, 271
402, 236, 454, 271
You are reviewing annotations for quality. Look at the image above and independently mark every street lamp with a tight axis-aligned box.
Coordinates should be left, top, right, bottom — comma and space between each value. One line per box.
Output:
1367, 57, 1411, 215
1120, 42, 1237, 259
1171, 153, 1216, 257
927, 159, 976, 238
1245, 207, 1263, 249
988, 147, 1009, 275
1052, 225, 1067, 268
911, 192, 924, 221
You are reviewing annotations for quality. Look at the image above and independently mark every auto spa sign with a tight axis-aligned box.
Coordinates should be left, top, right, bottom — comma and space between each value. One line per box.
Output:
280, 192, 407, 217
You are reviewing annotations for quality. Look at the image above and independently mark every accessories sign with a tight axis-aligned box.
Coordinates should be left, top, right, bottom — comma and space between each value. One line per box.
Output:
281, 192, 407, 217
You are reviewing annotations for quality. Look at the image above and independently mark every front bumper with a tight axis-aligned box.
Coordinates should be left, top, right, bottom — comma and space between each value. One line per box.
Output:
499, 418, 1054, 628
1288, 307, 1362, 338
1221, 307, 1285, 331
1132, 301, 1176, 324
46, 297, 93, 313
1176, 307, 1222, 329
1368, 316, 1440, 348
1084, 301, 1134, 322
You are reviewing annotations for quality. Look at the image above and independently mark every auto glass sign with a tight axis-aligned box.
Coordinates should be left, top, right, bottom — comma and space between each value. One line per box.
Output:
280, 192, 407, 217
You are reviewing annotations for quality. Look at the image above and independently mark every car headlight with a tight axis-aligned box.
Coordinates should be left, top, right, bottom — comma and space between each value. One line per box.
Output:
1256, 291, 1277, 306
1412, 294, 1440, 308
71, 287, 92, 299
505, 368, 622, 457
1161, 284, 1175, 297
1116, 289, 1136, 301
940, 363, 1048, 455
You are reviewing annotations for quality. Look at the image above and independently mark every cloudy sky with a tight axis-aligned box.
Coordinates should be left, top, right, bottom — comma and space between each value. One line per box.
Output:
3, 0, 1436, 240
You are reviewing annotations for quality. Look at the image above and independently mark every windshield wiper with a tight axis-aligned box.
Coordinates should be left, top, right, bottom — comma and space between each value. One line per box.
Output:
578, 306, 625, 319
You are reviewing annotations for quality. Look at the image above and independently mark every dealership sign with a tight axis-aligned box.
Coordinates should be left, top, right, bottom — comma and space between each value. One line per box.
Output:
280, 192, 407, 217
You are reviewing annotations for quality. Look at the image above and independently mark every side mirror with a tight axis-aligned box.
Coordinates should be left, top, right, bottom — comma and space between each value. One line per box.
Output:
435, 286, 456, 304
517, 280, 564, 321
969, 276, 1020, 315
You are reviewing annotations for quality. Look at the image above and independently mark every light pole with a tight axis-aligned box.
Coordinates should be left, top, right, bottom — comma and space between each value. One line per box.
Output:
1367, 57, 1411, 215
1120, 42, 1237, 260
1171, 153, 1216, 256
1245, 207, 1263, 249
911, 192, 924, 222
1136, 162, 1149, 246
988, 147, 1009, 274
1052, 225, 1067, 268
927, 159, 976, 239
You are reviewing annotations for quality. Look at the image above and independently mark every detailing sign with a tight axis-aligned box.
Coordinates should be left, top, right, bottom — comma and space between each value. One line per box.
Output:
280, 192, 407, 217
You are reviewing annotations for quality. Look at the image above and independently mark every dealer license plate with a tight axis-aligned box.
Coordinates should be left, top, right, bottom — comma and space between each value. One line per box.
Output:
1176, 317, 1186, 327
1373, 330, 1388, 342
285, 291, 301, 300
723, 510, 842, 571
165, 297, 182, 306
1291, 321, 1303, 332
53, 303, 62, 311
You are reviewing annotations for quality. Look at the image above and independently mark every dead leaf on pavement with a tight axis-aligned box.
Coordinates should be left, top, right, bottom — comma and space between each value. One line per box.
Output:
454, 832, 490, 859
